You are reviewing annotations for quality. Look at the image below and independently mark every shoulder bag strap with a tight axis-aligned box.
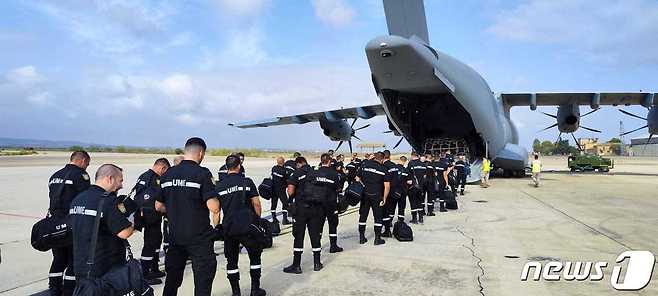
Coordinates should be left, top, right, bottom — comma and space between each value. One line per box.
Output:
85, 193, 107, 279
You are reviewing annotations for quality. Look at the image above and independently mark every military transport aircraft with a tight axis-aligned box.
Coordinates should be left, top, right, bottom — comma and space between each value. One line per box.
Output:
230, 0, 658, 179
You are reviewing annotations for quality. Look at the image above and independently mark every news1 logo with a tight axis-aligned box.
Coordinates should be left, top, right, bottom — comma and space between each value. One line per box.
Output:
521, 251, 656, 291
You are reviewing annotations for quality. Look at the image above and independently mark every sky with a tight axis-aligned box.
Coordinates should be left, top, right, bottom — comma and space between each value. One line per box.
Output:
1, 0, 658, 152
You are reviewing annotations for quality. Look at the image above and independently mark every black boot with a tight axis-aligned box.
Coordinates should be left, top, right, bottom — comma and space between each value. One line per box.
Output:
439, 201, 447, 212
381, 226, 392, 237
271, 211, 279, 224
283, 252, 302, 274
250, 270, 266, 296
374, 234, 385, 246
229, 276, 241, 296
313, 252, 323, 271
151, 255, 166, 278
427, 204, 436, 216
329, 236, 343, 253
410, 212, 418, 224
460, 190, 464, 196
142, 260, 163, 285
418, 214, 424, 224
281, 212, 291, 225
359, 232, 368, 244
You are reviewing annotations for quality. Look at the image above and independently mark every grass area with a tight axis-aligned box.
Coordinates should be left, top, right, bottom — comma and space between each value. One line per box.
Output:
0, 149, 38, 156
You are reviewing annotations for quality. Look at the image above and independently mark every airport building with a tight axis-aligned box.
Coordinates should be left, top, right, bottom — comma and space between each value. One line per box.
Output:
577, 138, 618, 156
629, 137, 658, 157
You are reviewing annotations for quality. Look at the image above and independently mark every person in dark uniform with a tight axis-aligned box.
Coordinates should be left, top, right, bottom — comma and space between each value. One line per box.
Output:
356, 152, 392, 245
423, 154, 437, 217
318, 154, 343, 253
455, 155, 468, 195
406, 152, 426, 224
283, 156, 334, 273
381, 150, 399, 237
163, 156, 184, 256
133, 158, 171, 284
270, 156, 291, 225
219, 153, 245, 183
345, 153, 361, 185
284, 152, 301, 179
47, 150, 91, 296
69, 164, 134, 289
155, 137, 219, 296
216, 155, 266, 296
437, 160, 452, 213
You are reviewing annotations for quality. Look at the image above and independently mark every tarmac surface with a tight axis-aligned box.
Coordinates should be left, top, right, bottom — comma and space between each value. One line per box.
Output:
1, 152, 657, 295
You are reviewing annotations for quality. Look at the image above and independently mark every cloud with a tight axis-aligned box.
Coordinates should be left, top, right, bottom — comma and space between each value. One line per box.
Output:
216, 0, 270, 19
28, 1, 178, 59
488, 0, 658, 65
6, 66, 43, 85
311, 0, 355, 28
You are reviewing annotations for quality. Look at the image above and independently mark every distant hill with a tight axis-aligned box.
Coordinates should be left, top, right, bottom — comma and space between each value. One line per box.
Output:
0, 137, 99, 149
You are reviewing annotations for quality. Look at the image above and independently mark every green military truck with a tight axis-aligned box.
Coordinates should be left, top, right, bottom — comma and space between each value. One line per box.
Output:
568, 154, 614, 172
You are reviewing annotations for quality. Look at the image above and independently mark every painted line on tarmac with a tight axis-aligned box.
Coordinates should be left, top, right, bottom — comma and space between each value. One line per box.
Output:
0, 212, 41, 220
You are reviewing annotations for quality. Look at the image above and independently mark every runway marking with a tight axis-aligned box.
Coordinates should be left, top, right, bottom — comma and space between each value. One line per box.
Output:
518, 189, 633, 250
0, 212, 41, 220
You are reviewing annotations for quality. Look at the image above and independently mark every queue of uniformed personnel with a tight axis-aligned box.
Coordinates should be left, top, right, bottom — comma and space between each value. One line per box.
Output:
44, 137, 471, 296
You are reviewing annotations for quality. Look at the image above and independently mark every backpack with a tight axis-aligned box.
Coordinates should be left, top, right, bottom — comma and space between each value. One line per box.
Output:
337, 193, 350, 213
300, 169, 330, 204
32, 171, 73, 252
444, 190, 458, 210
392, 221, 413, 242
344, 182, 364, 206
258, 178, 273, 200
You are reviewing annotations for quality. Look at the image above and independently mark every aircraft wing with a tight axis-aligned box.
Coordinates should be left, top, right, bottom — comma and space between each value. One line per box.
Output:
501, 92, 657, 110
228, 104, 386, 128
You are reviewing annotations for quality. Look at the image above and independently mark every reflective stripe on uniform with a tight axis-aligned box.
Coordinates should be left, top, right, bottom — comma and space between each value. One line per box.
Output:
363, 168, 385, 175
250, 265, 261, 269
160, 181, 202, 189
63, 275, 76, 281
141, 256, 153, 260
293, 248, 304, 252
329, 234, 337, 237
138, 180, 146, 185
218, 186, 252, 196
312, 248, 321, 252
358, 222, 366, 226
69, 208, 99, 217
49, 272, 64, 277
227, 269, 239, 274
272, 172, 284, 177
374, 223, 382, 227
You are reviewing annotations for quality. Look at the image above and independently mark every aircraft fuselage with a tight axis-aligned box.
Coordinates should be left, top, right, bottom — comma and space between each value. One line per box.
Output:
366, 35, 528, 171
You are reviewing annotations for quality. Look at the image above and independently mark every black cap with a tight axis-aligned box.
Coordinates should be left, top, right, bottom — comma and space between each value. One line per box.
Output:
185, 137, 207, 150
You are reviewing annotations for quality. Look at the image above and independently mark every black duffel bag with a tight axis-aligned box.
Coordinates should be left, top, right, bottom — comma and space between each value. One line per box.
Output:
31, 213, 71, 252
258, 178, 273, 200
393, 220, 413, 242
444, 189, 458, 210
73, 198, 153, 296
345, 182, 364, 206
337, 193, 349, 214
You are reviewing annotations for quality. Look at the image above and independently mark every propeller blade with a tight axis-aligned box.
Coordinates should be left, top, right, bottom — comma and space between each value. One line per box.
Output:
348, 140, 353, 154
383, 130, 394, 134
642, 134, 654, 155
581, 108, 600, 118
619, 109, 647, 121
580, 126, 602, 133
541, 112, 557, 119
539, 123, 559, 132
351, 118, 358, 128
335, 141, 344, 151
571, 133, 583, 152
354, 124, 370, 131
555, 132, 562, 144
621, 125, 648, 136
352, 135, 362, 141
393, 137, 404, 149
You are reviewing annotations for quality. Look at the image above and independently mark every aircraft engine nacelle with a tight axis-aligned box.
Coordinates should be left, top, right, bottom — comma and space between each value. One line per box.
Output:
556, 104, 580, 133
648, 107, 658, 135
319, 118, 352, 142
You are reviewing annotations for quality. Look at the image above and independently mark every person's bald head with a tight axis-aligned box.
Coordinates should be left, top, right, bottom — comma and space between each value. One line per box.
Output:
70, 151, 90, 170
95, 164, 124, 193
276, 156, 284, 166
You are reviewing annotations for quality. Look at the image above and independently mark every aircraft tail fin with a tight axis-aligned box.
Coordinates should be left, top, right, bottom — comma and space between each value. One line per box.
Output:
383, 0, 429, 44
